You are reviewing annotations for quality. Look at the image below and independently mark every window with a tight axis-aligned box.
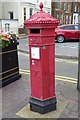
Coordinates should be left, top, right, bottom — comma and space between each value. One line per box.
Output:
64, 3, 68, 11
78, 25, 80, 30
74, 25, 80, 30
64, 3, 66, 10
64, 26, 74, 30
24, 8, 26, 20
30, 8, 33, 17
57, 14, 59, 19
59, 26, 75, 30
9, 12, 13, 19
74, 6, 77, 12
5, 23, 10, 32
59, 27, 65, 30
37, 0, 39, 3
44, 1, 46, 5
48, 11, 50, 14
66, 15, 69, 24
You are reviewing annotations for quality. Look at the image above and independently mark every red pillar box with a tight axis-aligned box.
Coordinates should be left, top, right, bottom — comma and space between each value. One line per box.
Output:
24, 2, 59, 114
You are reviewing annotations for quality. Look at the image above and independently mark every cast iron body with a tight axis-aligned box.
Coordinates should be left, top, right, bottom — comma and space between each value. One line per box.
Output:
24, 2, 59, 114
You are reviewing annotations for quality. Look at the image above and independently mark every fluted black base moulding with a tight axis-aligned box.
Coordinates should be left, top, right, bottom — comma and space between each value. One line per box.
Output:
29, 97, 57, 114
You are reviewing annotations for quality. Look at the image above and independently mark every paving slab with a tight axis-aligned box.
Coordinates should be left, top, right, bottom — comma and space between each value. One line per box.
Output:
16, 99, 68, 118
2, 73, 78, 119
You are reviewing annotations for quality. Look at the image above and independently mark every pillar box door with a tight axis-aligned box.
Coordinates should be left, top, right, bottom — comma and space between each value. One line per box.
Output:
24, 2, 59, 114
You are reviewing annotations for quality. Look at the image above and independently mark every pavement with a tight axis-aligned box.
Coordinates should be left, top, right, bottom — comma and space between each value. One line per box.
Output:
1, 34, 80, 119
2, 71, 79, 119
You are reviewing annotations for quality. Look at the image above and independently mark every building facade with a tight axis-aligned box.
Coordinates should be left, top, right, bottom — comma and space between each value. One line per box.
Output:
51, 1, 80, 25
0, 0, 51, 34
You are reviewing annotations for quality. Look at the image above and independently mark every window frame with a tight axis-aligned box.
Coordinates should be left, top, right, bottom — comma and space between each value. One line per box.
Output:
9, 12, 13, 19
5, 23, 10, 32
24, 7, 26, 20
30, 8, 33, 17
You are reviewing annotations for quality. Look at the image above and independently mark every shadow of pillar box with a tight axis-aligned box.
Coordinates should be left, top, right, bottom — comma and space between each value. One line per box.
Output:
0, 42, 21, 87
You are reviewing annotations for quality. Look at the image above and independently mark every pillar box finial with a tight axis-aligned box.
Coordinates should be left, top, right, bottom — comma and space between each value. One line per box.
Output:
39, 2, 43, 11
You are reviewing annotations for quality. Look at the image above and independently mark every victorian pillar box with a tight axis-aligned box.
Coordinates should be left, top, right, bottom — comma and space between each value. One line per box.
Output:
24, 2, 59, 114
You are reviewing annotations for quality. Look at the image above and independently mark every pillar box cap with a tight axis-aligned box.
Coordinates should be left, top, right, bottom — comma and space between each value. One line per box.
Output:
24, 2, 59, 28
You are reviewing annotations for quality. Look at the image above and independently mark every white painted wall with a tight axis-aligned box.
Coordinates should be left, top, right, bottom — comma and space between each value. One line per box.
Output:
18, 2, 35, 27
0, 2, 2, 19
1, 20, 18, 34
20, 0, 51, 8
19, 0, 51, 26
1, 0, 51, 22
0, 20, 2, 29
2, 2, 18, 19
0, 0, 51, 33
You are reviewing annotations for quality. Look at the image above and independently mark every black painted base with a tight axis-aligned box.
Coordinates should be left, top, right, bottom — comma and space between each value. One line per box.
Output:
0, 74, 21, 88
30, 97, 57, 114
